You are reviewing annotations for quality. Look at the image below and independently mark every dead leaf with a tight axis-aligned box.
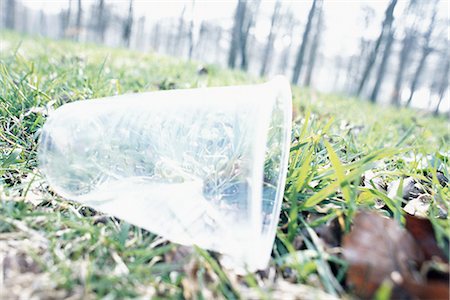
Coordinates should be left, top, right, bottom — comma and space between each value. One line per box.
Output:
433, 171, 448, 188
307, 214, 342, 248
344, 211, 450, 299
403, 194, 431, 217
404, 214, 448, 262
343, 211, 423, 298
387, 177, 423, 202
362, 170, 387, 191
403, 277, 450, 300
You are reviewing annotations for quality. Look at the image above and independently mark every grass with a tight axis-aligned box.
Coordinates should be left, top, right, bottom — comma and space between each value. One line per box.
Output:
0, 31, 449, 299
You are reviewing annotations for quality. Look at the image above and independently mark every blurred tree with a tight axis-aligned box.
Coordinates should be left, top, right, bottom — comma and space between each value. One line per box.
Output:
390, 2, 419, 106
95, 0, 108, 43
228, 0, 246, 68
136, 16, 146, 49
304, 0, 324, 87
391, 32, 415, 106
59, 0, 72, 38
187, 0, 196, 60
175, 5, 187, 56
20, 5, 28, 33
292, 0, 317, 85
356, 0, 397, 98
122, 0, 134, 47
75, 0, 82, 41
39, 10, 47, 36
369, 26, 394, 102
405, 3, 437, 107
228, 0, 259, 70
278, 11, 295, 74
346, 6, 374, 93
434, 57, 449, 115
5, 0, 16, 30
240, 0, 260, 70
151, 23, 161, 52
195, 21, 208, 59
260, 0, 281, 77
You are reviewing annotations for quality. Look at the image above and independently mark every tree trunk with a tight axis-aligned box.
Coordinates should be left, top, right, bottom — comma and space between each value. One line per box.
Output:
370, 28, 394, 102
228, 0, 246, 69
239, 0, 260, 71
304, 0, 323, 87
356, 0, 397, 96
277, 12, 294, 74
96, 0, 107, 43
136, 16, 145, 50
151, 23, 161, 51
344, 55, 357, 92
406, 6, 437, 107
260, 0, 281, 77
61, 0, 72, 38
75, 0, 82, 41
122, 0, 134, 47
187, 1, 196, 60
391, 32, 414, 106
434, 58, 449, 116
39, 10, 47, 36
5, 0, 15, 30
175, 5, 187, 56
195, 21, 208, 59
21, 6, 28, 33
214, 26, 223, 62
291, 0, 317, 85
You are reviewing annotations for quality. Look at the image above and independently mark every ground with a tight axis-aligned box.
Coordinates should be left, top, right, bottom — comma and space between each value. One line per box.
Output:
0, 31, 448, 299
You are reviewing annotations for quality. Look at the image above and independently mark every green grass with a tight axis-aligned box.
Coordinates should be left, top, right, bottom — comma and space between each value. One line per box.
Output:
0, 31, 449, 299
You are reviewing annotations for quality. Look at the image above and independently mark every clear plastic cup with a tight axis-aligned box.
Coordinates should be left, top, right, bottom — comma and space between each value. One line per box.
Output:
38, 76, 292, 272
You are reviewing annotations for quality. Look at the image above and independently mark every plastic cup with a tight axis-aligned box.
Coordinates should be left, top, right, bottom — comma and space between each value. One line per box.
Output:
38, 76, 292, 272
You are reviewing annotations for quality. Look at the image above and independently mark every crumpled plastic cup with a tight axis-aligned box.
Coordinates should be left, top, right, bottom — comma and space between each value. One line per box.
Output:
38, 76, 292, 272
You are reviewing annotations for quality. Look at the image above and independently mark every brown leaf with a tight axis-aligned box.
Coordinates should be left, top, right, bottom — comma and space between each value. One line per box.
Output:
404, 213, 448, 262
307, 213, 342, 248
343, 211, 423, 298
403, 277, 450, 300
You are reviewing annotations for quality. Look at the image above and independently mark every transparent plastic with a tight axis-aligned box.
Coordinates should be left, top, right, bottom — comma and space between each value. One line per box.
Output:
38, 76, 292, 272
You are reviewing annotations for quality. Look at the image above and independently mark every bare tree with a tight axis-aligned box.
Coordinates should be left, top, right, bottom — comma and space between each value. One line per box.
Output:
75, 0, 82, 40
278, 11, 295, 74
434, 57, 449, 115
346, 6, 374, 92
228, 0, 246, 68
151, 23, 161, 52
228, 0, 259, 70
240, 1, 260, 70
260, 0, 281, 77
195, 21, 208, 59
369, 27, 394, 102
60, 0, 72, 38
136, 16, 146, 49
356, 0, 397, 97
95, 0, 108, 43
304, 0, 324, 87
405, 4, 437, 107
4, 0, 16, 29
39, 10, 47, 36
291, 0, 317, 85
391, 31, 415, 105
122, 0, 134, 47
390, 2, 420, 106
212, 24, 223, 62
174, 5, 187, 55
21, 5, 28, 33
187, 0, 196, 60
